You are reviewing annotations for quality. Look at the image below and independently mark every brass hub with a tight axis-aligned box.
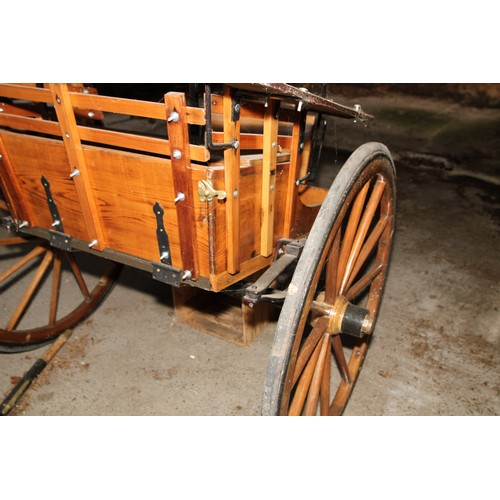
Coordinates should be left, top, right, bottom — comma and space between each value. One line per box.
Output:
311, 296, 373, 337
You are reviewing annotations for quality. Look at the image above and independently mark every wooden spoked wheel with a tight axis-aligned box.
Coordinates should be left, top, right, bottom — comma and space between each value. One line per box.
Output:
262, 142, 396, 416
0, 235, 120, 352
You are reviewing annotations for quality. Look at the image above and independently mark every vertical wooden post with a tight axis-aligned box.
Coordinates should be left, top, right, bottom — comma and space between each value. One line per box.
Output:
49, 83, 105, 249
165, 92, 200, 279
283, 109, 306, 238
222, 86, 241, 274
261, 99, 279, 257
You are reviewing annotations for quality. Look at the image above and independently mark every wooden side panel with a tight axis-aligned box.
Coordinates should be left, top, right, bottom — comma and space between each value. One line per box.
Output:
83, 146, 182, 267
0, 131, 90, 240
0, 135, 31, 221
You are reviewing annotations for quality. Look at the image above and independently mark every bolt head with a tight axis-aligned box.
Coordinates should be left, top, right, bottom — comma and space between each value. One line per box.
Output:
88, 111, 95, 118
232, 141, 239, 150
168, 111, 179, 123
173, 149, 182, 160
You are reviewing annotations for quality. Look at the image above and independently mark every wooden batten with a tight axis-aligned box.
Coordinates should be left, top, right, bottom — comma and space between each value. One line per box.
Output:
0, 113, 61, 136
260, 100, 279, 257
283, 109, 305, 237
0, 84, 52, 104
222, 86, 241, 275
48, 83, 106, 250
165, 92, 200, 279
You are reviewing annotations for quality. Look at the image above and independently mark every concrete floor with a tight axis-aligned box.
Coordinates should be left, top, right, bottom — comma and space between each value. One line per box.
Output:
1, 89, 499, 416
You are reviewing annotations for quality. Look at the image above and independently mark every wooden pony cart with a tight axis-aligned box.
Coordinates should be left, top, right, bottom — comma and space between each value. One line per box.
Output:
0, 83, 395, 416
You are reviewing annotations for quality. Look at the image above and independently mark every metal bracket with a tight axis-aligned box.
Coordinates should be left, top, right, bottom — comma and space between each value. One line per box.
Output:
153, 202, 172, 265
49, 230, 72, 251
198, 180, 226, 203
41, 176, 64, 232
152, 263, 182, 287
298, 109, 307, 154
243, 239, 306, 305
204, 84, 240, 151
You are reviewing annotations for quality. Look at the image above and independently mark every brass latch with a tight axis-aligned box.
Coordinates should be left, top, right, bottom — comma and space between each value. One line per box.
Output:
198, 180, 226, 202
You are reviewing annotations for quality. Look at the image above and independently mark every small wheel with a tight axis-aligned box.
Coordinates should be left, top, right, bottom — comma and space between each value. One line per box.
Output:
0, 235, 120, 352
262, 142, 396, 416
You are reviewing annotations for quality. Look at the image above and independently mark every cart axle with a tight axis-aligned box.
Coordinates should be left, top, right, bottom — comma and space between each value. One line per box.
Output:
311, 296, 373, 338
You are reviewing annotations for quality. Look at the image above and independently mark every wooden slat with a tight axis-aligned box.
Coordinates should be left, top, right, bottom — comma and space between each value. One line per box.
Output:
0, 102, 42, 118
0, 113, 61, 136
283, 110, 305, 237
49, 83, 106, 250
78, 125, 209, 162
0, 84, 52, 103
165, 91, 200, 279
69, 92, 205, 125
260, 99, 279, 257
222, 86, 241, 275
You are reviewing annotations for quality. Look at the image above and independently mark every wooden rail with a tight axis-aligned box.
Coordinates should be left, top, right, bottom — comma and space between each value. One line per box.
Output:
0, 84, 209, 161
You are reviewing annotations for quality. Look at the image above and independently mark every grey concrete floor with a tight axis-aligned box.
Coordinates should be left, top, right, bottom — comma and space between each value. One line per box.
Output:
1, 91, 499, 416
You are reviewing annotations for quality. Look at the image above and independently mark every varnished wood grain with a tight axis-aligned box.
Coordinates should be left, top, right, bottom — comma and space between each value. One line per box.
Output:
222, 86, 241, 274
0, 84, 52, 103
260, 99, 279, 257
165, 92, 200, 278
0, 131, 90, 240
49, 83, 106, 249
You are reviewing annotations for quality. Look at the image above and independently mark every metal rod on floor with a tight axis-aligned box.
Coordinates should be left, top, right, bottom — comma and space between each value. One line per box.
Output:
0, 330, 74, 416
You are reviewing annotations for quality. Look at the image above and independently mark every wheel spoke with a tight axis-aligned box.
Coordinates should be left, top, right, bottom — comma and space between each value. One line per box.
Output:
0, 245, 46, 285
6, 249, 54, 331
320, 343, 331, 416
0, 237, 31, 246
344, 215, 389, 292
304, 333, 331, 415
340, 179, 386, 295
66, 253, 91, 299
292, 316, 329, 386
49, 251, 62, 326
330, 343, 366, 415
288, 336, 324, 416
324, 229, 341, 303
345, 263, 383, 302
336, 181, 370, 293
331, 334, 351, 384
